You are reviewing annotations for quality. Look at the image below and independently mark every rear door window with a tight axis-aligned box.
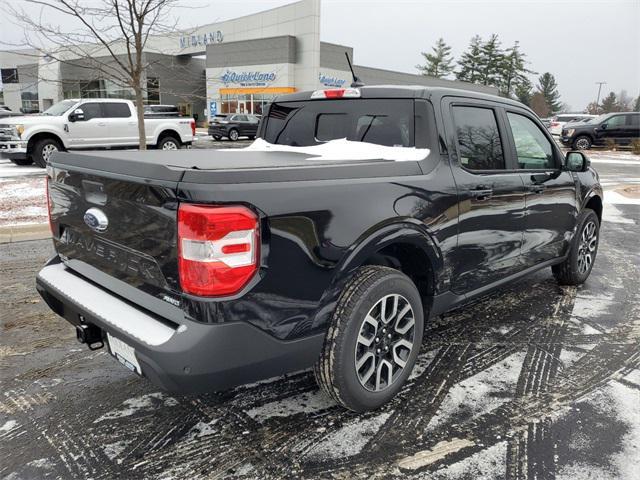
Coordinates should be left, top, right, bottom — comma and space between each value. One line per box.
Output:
103, 103, 131, 118
263, 99, 414, 147
452, 106, 505, 170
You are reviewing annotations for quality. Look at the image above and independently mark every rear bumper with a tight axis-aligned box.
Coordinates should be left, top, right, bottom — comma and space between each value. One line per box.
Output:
36, 258, 323, 393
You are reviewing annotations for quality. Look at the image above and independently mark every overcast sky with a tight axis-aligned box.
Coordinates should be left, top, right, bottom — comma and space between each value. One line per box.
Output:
1, 0, 638, 110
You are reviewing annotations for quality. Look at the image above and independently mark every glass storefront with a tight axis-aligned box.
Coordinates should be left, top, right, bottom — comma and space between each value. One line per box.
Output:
220, 93, 276, 115
62, 77, 161, 105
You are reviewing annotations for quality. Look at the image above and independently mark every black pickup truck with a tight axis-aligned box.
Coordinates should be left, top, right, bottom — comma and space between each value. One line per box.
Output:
36, 86, 603, 412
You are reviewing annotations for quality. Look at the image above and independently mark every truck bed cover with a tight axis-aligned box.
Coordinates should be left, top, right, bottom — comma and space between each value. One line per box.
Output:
49, 149, 424, 184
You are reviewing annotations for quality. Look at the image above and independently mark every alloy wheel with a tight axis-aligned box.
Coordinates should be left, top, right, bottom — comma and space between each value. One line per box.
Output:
42, 143, 58, 162
162, 140, 178, 150
354, 294, 415, 392
575, 138, 590, 150
577, 220, 597, 275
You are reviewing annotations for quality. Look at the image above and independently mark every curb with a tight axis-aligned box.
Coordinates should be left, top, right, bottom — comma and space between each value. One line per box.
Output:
0, 223, 50, 244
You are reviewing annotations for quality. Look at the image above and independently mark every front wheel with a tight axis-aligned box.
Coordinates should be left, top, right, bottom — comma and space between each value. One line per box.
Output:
32, 138, 63, 168
552, 208, 600, 285
157, 136, 181, 150
314, 266, 424, 412
573, 135, 592, 150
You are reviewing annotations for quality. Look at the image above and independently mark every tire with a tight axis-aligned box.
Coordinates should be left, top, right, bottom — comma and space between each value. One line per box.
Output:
228, 129, 239, 141
248, 135, 256, 140
314, 266, 424, 412
157, 136, 181, 150
213, 135, 222, 141
10, 158, 33, 166
32, 137, 62, 168
552, 208, 600, 285
573, 135, 592, 150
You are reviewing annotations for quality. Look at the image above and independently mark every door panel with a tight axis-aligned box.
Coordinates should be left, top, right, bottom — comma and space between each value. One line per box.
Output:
67, 102, 109, 147
103, 102, 136, 146
444, 101, 526, 294
503, 109, 578, 264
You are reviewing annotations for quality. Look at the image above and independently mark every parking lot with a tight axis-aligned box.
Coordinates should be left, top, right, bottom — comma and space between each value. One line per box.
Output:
0, 144, 638, 479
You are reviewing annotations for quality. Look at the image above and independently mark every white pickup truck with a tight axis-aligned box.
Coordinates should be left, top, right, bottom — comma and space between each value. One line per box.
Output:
0, 98, 195, 167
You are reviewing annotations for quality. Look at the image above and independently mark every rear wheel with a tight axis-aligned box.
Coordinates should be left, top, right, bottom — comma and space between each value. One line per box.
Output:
32, 137, 63, 168
213, 135, 222, 141
228, 129, 239, 141
157, 136, 181, 150
552, 208, 600, 285
573, 135, 592, 150
314, 266, 424, 412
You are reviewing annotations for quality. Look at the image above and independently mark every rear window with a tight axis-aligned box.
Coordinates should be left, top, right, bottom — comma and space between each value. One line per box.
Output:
263, 99, 415, 147
103, 103, 131, 118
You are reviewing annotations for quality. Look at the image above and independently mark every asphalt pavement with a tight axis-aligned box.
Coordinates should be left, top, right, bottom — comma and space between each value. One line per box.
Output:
0, 150, 639, 479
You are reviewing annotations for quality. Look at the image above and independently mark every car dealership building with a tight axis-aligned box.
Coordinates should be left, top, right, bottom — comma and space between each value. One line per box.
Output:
0, 0, 497, 120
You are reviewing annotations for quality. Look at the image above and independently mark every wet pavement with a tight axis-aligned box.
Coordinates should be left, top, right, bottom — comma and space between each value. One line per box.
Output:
1, 169, 639, 480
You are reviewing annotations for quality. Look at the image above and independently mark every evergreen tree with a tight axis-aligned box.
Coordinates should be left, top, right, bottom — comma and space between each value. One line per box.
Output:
634, 95, 640, 112
530, 92, 551, 117
536, 73, 562, 113
500, 41, 535, 98
600, 92, 619, 113
478, 34, 504, 87
514, 77, 533, 106
417, 38, 454, 78
456, 35, 484, 84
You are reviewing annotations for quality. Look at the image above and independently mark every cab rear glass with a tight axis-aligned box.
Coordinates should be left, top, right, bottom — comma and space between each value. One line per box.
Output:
263, 99, 415, 147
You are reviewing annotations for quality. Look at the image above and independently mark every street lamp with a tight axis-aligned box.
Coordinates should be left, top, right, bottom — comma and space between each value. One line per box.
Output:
595, 82, 606, 109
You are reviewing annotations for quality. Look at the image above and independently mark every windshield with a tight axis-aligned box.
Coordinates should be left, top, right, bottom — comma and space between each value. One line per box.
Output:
42, 100, 78, 116
263, 99, 415, 147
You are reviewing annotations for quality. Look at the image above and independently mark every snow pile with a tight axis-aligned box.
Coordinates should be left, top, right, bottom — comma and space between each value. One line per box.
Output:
233, 137, 430, 162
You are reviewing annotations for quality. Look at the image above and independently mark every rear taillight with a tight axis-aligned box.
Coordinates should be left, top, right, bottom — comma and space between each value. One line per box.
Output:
190, 119, 196, 137
551, 122, 560, 127
178, 204, 259, 296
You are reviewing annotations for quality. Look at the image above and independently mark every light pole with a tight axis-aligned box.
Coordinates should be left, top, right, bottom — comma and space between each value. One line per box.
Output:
595, 81, 606, 110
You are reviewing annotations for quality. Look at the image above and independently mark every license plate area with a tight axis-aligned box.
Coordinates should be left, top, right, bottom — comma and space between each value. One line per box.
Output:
107, 333, 142, 375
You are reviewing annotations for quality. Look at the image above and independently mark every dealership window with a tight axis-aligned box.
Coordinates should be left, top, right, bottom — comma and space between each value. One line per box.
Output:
221, 93, 276, 115
146, 77, 160, 105
1, 68, 19, 84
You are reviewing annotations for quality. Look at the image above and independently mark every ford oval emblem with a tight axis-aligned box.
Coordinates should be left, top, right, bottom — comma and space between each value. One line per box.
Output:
84, 207, 109, 233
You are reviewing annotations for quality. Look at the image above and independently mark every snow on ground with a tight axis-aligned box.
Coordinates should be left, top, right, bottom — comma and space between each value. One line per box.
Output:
0, 176, 47, 227
0, 158, 44, 178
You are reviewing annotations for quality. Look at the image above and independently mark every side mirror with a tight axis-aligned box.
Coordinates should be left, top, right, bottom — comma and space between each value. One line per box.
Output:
69, 108, 85, 122
599, 123, 607, 130
565, 151, 590, 172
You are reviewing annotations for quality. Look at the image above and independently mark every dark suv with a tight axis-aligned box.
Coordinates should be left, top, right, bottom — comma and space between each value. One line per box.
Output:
37, 86, 603, 412
208, 114, 260, 141
561, 112, 640, 149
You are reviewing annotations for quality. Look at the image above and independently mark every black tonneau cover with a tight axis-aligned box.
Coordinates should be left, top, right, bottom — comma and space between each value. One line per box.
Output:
49, 149, 424, 184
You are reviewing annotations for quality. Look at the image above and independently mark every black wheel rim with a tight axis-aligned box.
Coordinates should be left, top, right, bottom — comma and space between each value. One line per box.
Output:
354, 294, 415, 392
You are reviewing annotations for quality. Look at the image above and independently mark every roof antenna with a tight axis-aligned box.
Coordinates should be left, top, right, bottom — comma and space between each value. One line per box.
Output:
345, 52, 364, 88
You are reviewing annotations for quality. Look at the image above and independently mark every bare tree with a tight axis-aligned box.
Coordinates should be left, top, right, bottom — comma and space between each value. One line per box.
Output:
1, 0, 182, 149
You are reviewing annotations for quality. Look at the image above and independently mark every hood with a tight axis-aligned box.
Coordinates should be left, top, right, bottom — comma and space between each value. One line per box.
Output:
0, 114, 64, 125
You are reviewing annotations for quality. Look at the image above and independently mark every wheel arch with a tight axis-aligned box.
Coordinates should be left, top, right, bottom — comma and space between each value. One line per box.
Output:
156, 129, 181, 146
331, 219, 443, 310
583, 192, 603, 223
27, 131, 65, 153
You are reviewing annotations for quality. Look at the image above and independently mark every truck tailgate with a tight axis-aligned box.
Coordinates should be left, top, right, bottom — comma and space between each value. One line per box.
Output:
48, 157, 182, 304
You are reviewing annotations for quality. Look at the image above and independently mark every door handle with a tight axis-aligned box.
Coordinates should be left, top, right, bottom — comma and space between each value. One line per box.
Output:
470, 188, 493, 201
527, 184, 547, 194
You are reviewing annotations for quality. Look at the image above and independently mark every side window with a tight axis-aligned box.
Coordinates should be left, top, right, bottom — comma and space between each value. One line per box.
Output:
103, 103, 131, 118
628, 114, 640, 126
235, 115, 248, 122
506, 112, 555, 170
606, 116, 625, 128
79, 103, 102, 121
452, 106, 505, 170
